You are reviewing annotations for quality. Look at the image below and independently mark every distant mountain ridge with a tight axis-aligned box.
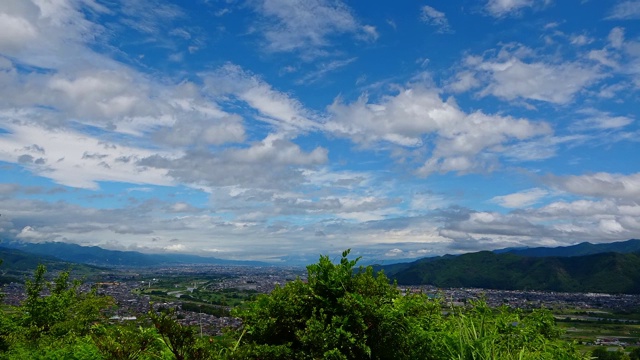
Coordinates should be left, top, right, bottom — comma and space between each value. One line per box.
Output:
0, 241, 269, 267
498, 239, 640, 257
0, 247, 104, 284
380, 239, 640, 294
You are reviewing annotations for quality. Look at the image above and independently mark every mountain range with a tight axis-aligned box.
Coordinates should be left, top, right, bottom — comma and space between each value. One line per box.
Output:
380, 239, 640, 294
0, 246, 106, 284
496, 239, 640, 257
4, 239, 640, 293
0, 241, 269, 267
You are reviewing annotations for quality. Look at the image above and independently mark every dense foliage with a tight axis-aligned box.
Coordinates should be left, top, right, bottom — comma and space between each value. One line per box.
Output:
230, 250, 586, 360
388, 250, 640, 293
0, 251, 606, 359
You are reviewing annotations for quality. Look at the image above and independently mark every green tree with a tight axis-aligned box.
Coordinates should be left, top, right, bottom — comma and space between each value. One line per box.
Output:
0, 259, 9, 352
91, 324, 161, 360
231, 250, 588, 360
232, 250, 445, 360
591, 347, 629, 360
150, 307, 224, 360
21, 264, 113, 340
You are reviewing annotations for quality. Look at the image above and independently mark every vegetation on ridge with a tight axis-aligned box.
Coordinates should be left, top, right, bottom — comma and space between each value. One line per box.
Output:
386, 250, 640, 294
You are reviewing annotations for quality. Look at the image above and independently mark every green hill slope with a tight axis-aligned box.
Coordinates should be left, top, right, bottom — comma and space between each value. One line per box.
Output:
0, 247, 104, 283
391, 251, 640, 294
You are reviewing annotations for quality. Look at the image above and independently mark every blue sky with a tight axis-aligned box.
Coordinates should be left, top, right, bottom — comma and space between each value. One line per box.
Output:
0, 0, 639, 263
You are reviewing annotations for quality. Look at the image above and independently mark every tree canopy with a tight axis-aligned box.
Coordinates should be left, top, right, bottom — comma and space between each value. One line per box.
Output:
0, 251, 598, 359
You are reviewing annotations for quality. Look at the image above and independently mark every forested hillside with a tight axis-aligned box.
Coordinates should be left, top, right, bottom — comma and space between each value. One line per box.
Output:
388, 251, 640, 293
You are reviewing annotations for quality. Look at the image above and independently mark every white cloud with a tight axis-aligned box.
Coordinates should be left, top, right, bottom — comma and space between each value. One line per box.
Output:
164, 243, 186, 252
608, 27, 625, 49
571, 109, 634, 131
0, 61, 247, 146
421, 5, 451, 33
491, 188, 549, 208
119, 0, 184, 34
546, 172, 640, 201
485, 0, 549, 17
476, 57, 602, 104
326, 84, 551, 175
384, 248, 403, 257
450, 42, 605, 105
570, 34, 593, 46
503, 134, 588, 162
607, 1, 640, 20
46, 70, 163, 123
16, 225, 54, 242
587, 49, 619, 69
138, 135, 327, 191
446, 71, 480, 93
154, 114, 246, 147
0, 122, 175, 189
599, 219, 625, 233
296, 57, 357, 84
230, 134, 327, 166
251, 0, 373, 54
437, 196, 640, 249
362, 25, 379, 41
0, 0, 106, 69
0, 11, 38, 51
203, 64, 321, 135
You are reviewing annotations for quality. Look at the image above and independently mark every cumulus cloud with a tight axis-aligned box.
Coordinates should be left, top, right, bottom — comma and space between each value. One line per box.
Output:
138, 135, 327, 190
16, 225, 55, 242
477, 57, 601, 104
0, 0, 110, 70
446, 71, 480, 93
436, 196, 640, 251
450, 43, 604, 104
1, 0, 638, 261
326, 85, 551, 175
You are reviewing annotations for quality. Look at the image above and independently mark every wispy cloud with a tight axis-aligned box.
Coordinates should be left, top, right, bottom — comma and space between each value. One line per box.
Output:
485, 0, 551, 18
296, 57, 357, 84
250, 0, 375, 56
492, 188, 549, 208
420, 5, 452, 33
607, 1, 640, 20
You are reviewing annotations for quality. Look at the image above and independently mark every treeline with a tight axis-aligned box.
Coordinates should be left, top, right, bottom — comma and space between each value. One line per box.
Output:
0, 254, 611, 359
